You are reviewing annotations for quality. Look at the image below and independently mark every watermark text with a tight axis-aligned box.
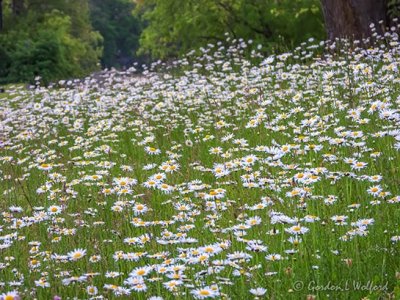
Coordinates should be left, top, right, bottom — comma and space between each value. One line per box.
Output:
293, 280, 388, 292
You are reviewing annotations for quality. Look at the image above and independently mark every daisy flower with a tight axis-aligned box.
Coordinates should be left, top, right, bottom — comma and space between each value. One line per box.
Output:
285, 224, 309, 235
89, 255, 101, 263
212, 164, 229, 178
145, 146, 161, 155
265, 254, 282, 261
68, 248, 87, 261
151, 173, 166, 182
130, 266, 152, 277
158, 183, 174, 194
133, 203, 149, 215
113, 177, 137, 187
209, 147, 223, 155
131, 283, 147, 291
143, 180, 158, 189
249, 287, 267, 296
117, 188, 133, 195
163, 280, 183, 292
47, 205, 62, 215
166, 163, 180, 173
87, 285, 98, 295
38, 163, 53, 171
351, 161, 367, 170
367, 185, 382, 196
35, 278, 50, 288
0, 291, 20, 300
191, 287, 218, 299
331, 215, 348, 225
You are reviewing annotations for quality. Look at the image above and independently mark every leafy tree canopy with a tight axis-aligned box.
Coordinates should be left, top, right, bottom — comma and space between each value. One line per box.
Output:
0, 0, 102, 84
135, 0, 325, 58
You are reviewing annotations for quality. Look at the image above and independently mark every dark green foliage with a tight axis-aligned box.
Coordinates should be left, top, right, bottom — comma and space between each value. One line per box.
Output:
0, 0, 358, 83
135, 0, 326, 59
0, 1, 102, 84
89, 0, 143, 68
0, 45, 11, 80
388, 0, 400, 18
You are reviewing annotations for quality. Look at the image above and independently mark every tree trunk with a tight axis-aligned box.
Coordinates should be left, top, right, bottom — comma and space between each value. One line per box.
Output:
12, 0, 25, 16
321, 0, 387, 40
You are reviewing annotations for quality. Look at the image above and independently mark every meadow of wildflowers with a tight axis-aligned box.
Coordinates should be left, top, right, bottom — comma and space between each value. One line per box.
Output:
1, 29, 400, 299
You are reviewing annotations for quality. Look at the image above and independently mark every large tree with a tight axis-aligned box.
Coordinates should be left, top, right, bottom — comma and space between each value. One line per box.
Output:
320, 0, 388, 40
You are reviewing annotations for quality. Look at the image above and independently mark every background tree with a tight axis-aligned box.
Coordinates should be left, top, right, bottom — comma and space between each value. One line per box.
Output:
320, 0, 389, 40
0, 0, 3, 31
2, 0, 399, 84
12, 0, 24, 16
0, 0, 102, 84
89, 0, 143, 68
135, 0, 325, 59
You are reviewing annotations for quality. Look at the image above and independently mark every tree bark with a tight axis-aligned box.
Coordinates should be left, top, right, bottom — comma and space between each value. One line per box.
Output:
12, 0, 25, 16
321, 0, 387, 40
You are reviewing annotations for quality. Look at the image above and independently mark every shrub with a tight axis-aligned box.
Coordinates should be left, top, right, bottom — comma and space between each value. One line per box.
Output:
0, 10, 102, 84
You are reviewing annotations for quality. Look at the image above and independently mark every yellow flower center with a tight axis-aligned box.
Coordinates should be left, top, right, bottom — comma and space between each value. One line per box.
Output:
137, 269, 146, 276
199, 290, 210, 296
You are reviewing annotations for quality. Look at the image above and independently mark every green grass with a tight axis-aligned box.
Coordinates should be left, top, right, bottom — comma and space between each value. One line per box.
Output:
0, 39, 400, 299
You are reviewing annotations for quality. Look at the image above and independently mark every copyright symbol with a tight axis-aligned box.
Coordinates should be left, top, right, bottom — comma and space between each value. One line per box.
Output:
293, 281, 304, 291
